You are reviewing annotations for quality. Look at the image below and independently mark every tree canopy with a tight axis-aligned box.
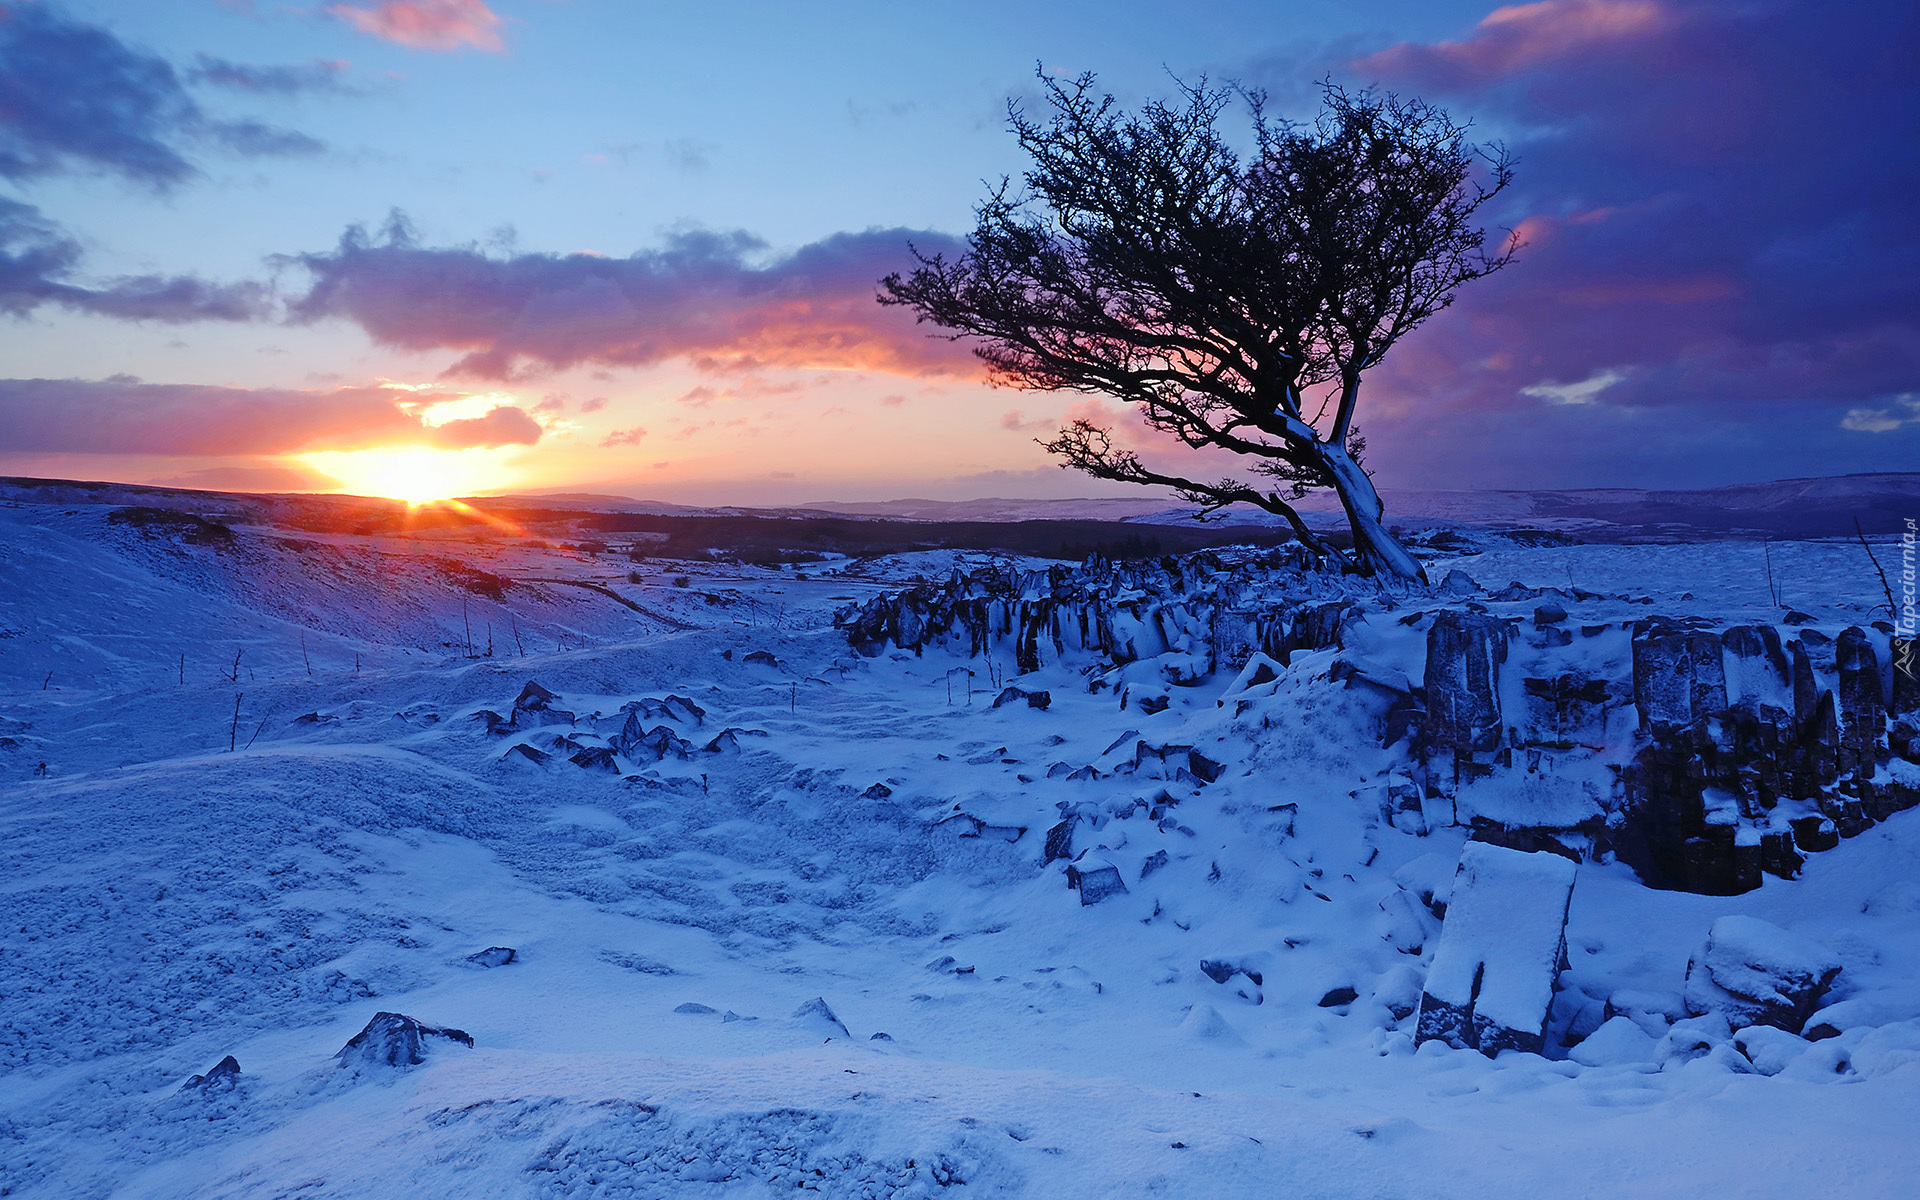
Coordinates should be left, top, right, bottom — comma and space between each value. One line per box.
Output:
881, 73, 1516, 579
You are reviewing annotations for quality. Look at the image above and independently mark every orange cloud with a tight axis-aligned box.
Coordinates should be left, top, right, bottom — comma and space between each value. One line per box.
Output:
327, 1, 504, 53
1359, 0, 1673, 81
0, 377, 540, 455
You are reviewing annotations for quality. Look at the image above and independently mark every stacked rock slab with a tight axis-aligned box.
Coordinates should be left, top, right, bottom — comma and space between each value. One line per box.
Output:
1416, 843, 1577, 1056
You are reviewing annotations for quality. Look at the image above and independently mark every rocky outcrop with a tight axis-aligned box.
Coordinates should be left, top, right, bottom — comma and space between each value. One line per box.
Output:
1616, 623, 1916, 894
836, 547, 1380, 676
843, 550, 1915, 900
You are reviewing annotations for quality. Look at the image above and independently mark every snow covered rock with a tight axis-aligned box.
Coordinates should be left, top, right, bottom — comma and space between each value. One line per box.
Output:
1067, 863, 1128, 906
1199, 958, 1262, 1004
1569, 1016, 1657, 1068
1176, 1003, 1242, 1043
465, 947, 516, 968
790, 997, 850, 1038
1683, 916, 1841, 1032
510, 680, 572, 726
180, 1055, 241, 1092
569, 746, 619, 771
615, 721, 693, 762
621, 695, 707, 726
1733, 1024, 1811, 1075
1275, 601, 1356, 666
990, 685, 1051, 710
1415, 843, 1577, 1056
334, 1012, 474, 1070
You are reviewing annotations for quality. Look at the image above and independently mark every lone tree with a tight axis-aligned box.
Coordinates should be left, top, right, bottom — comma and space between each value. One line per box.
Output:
880, 73, 1516, 580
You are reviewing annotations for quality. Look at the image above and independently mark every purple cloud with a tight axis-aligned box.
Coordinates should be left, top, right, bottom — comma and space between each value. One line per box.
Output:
0, 376, 542, 455
286, 215, 979, 380
0, 2, 320, 187
1, 197, 267, 321
190, 55, 351, 96
1305, 0, 1920, 485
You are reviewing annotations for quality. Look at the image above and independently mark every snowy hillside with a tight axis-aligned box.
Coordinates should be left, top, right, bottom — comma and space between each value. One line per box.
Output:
1, 491, 1917, 1199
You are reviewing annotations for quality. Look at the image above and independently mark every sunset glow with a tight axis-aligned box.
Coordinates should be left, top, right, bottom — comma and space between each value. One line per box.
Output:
299, 446, 523, 506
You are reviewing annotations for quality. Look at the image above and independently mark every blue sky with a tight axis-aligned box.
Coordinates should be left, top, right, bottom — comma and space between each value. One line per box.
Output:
2, 1, 1915, 503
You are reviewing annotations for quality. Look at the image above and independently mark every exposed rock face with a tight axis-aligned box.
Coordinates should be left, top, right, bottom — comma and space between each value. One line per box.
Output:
1416, 844, 1576, 1057
1683, 916, 1841, 1033
335, 1012, 473, 1069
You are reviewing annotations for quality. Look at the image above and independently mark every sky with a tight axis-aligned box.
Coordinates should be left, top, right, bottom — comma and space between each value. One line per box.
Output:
0, 0, 1914, 505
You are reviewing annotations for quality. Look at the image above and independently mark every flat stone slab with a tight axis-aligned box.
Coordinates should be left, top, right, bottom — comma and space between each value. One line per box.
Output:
1416, 843, 1577, 1056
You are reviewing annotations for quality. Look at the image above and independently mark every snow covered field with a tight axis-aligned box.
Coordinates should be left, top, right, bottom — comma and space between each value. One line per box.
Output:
2, 496, 1916, 1198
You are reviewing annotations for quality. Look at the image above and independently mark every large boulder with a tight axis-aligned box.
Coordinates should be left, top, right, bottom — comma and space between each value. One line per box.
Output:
1416, 843, 1577, 1056
1683, 915, 1841, 1032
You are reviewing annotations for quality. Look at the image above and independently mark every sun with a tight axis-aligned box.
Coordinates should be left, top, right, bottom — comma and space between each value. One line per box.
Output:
299, 446, 519, 506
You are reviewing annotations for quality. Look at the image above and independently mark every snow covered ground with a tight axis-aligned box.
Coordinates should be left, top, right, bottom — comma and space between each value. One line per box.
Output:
2, 497, 1916, 1198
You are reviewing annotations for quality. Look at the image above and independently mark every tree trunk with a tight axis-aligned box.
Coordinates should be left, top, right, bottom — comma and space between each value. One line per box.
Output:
1316, 443, 1427, 583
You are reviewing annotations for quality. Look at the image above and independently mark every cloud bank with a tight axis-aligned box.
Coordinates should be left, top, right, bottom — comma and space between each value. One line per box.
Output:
288, 217, 978, 379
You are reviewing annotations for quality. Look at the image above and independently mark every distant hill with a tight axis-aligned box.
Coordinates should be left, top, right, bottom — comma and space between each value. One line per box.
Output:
5, 472, 1913, 554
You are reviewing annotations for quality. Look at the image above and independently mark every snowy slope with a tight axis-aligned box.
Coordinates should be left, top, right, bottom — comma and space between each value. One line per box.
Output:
2, 497, 1917, 1199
